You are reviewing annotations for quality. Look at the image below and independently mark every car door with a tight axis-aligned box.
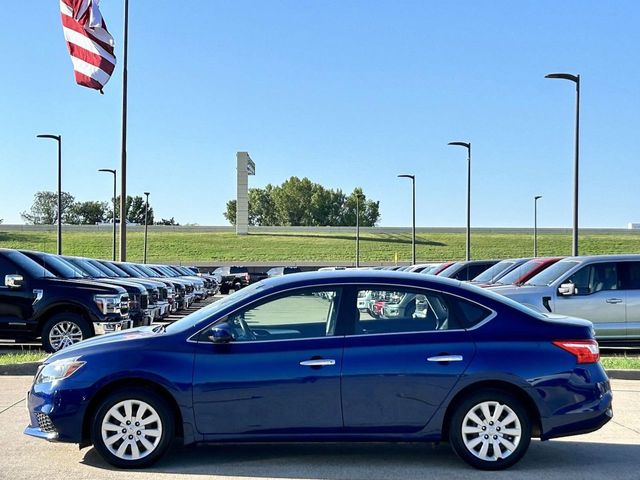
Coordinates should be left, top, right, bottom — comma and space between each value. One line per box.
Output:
554, 262, 626, 339
618, 261, 640, 340
192, 287, 345, 436
0, 257, 34, 335
340, 286, 480, 432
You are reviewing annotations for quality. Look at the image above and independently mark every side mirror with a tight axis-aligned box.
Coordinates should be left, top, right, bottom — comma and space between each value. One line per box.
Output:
558, 283, 576, 296
208, 322, 234, 344
5, 274, 24, 289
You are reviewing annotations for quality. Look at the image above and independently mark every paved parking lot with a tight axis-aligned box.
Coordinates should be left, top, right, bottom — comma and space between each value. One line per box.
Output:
1, 376, 638, 480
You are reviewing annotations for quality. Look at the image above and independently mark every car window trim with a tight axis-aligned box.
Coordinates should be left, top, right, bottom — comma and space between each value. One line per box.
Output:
188, 281, 497, 343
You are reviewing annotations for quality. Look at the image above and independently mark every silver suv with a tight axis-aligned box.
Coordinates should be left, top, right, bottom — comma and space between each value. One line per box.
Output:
492, 254, 640, 342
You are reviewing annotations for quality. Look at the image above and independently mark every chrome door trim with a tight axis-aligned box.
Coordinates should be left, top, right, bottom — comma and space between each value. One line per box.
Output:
427, 355, 464, 362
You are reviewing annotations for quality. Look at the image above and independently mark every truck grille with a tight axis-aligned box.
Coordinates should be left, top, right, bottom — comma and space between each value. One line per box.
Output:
140, 293, 148, 309
151, 289, 159, 304
36, 413, 56, 433
120, 295, 129, 315
159, 287, 168, 300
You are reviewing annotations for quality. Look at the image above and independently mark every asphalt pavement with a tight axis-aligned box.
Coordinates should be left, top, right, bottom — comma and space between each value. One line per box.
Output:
1, 376, 639, 480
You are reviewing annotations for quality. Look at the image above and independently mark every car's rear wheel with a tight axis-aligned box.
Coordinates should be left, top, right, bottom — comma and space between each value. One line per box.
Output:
91, 388, 174, 468
41, 313, 93, 352
449, 390, 531, 470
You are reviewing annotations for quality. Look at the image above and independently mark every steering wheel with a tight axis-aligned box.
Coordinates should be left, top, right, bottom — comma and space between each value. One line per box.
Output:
231, 314, 256, 341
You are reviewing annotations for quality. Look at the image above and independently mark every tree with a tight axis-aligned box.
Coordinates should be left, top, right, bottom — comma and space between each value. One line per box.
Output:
67, 201, 109, 225
223, 177, 381, 226
111, 195, 154, 225
156, 217, 179, 226
21, 191, 76, 224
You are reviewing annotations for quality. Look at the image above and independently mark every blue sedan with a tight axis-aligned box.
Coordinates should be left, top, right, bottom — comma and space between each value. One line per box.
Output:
25, 270, 612, 470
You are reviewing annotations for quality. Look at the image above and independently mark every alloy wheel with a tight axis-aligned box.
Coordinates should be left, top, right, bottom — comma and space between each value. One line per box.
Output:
48, 321, 84, 351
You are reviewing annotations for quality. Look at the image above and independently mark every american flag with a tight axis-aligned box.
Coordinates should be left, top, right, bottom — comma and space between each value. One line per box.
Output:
60, 0, 116, 92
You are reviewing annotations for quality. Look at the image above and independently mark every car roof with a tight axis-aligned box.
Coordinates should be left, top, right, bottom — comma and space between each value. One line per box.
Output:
558, 254, 640, 263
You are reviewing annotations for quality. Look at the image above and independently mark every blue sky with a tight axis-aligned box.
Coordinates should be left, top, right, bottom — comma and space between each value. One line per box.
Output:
1, 1, 638, 228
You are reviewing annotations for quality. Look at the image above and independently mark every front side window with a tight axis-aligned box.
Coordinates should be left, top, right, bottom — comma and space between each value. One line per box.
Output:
354, 288, 491, 335
225, 289, 341, 342
564, 262, 619, 295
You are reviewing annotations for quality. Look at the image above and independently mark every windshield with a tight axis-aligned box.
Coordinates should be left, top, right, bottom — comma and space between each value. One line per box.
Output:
472, 261, 516, 283
27, 253, 87, 279
64, 257, 105, 278
7, 250, 56, 278
525, 261, 579, 286
165, 282, 264, 334
496, 260, 543, 285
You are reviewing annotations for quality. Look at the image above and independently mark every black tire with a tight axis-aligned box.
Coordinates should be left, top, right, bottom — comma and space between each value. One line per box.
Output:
220, 285, 229, 295
91, 388, 174, 469
41, 312, 93, 353
449, 389, 531, 470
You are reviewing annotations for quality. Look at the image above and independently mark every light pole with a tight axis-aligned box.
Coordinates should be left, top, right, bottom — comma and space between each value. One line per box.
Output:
534, 195, 542, 257
36, 134, 62, 255
355, 193, 363, 268
98, 169, 117, 261
397, 174, 416, 264
448, 141, 471, 261
143, 192, 150, 264
545, 72, 580, 256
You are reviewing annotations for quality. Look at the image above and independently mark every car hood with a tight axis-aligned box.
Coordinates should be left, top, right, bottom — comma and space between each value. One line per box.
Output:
41, 278, 126, 295
45, 326, 160, 363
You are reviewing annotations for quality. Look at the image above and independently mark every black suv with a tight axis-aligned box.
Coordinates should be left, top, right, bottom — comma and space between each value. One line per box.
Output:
0, 249, 131, 352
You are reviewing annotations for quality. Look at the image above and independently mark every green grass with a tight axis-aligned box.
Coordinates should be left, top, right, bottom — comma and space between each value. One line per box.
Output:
2, 228, 640, 263
0, 351, 46, 365
601, 355, 640, 370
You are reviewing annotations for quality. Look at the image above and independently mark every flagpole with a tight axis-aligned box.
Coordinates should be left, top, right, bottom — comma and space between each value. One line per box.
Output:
119, 0, 129, 261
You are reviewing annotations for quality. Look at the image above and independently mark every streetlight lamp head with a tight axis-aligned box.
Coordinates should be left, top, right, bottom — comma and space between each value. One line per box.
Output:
397, 174, 415, 180
36, 134, 61, 141
144, 192, 150, 197
545, 73, 579, 83
535, 195, 543, 200
448, 141, 471, 149
98, 168, 116, 174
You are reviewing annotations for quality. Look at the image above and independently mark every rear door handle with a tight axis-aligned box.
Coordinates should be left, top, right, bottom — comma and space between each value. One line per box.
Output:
606, 298, 623, 304
427, 355, 464, 362
299, 359, 336, 367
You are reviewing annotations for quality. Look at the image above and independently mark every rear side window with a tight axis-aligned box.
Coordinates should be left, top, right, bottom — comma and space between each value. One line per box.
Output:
354, 287, 492, 335
618, 262, 640, 290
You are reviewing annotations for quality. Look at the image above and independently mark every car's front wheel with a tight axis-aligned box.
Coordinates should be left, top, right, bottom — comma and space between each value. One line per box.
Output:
449, 389, 531, 470
41, 313, 93, 352
91, 388, 174, 468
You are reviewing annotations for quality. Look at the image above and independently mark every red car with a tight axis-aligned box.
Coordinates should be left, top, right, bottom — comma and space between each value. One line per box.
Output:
486, 257, 562, 288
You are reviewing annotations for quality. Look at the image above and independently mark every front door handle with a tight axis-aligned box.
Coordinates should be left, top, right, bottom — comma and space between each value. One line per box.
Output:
427, 355, 464, 363
299, 359, 336, 367
606, 298, 623, 304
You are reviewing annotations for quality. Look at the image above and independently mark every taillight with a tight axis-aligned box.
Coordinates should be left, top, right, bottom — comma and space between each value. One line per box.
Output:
244, 273, 250, 282
553, 339, 600, 364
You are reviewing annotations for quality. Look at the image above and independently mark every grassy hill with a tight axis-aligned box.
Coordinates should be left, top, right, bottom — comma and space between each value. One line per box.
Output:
1, 227, 639, 264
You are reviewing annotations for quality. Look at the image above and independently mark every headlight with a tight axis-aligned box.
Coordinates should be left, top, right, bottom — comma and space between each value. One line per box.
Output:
94, 294, 122, 314
35, 358, 86, 384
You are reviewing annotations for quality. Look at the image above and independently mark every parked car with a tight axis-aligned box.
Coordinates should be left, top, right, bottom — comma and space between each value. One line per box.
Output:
213, 266, 268, 294
21, 251, 152, 328
25, 270, 611, 470
426, 261, 456, 275
0, 249, 130, 352
485, 257, 562, 288
469, 258, 530, 287
438, 260, 499, 281
493, 254, 640, 343
63, 257, 170, 320
267, 266, 302, 277
406, 263, 440, 273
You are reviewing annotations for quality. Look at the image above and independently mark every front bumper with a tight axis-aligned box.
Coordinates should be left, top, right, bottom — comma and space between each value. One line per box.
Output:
93, 319, 132, 335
